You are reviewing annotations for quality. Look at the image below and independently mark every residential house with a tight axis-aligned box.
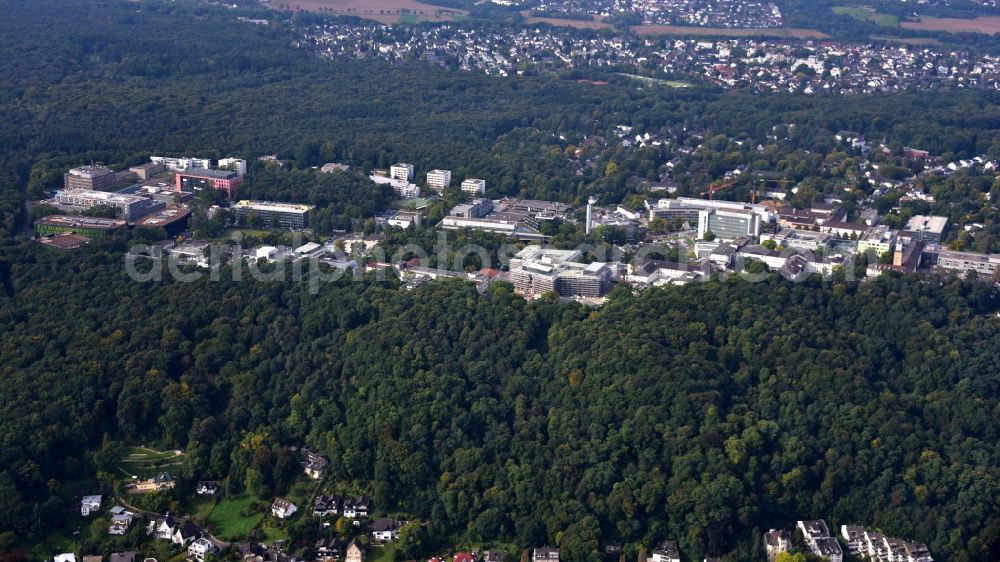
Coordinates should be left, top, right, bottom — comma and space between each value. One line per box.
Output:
533, 548, 559, 562
371, 518, 404, 542
813, 537, 843, 562
763, 529, 790, 561
148, 515, 177, 540
313, 494, 340, 517
84, 556, 102, 562
108, 506, 133, 535
196, 481, 219, 496
54, 554, 76, 562
342, 496, 369, 518
81, 495, 102, 516
848, 526, 933, 562
189, 537, 216, 561
172, 521, 201, 547
315, 538, 343, 561
649, 541, 680, 562
304, 451, 328, 480
271, 498, 298, 519
840, 525, 864, 556
797, 520, 841, 562
346, 540, 366, 562
454, 552, 476, 562
132, 473, 175, 493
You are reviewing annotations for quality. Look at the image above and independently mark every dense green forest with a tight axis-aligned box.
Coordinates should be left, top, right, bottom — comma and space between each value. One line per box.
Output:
1, 1, 1000, 561
0, 241, 998, 560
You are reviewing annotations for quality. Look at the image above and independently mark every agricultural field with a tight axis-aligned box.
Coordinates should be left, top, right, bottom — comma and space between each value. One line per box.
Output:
832, 6, 899, 27
901, 15, 1000, 34
870, 34, 943, 46
520, 11, 615, 29
282, 0, 466, 23
117, 446, 184, 479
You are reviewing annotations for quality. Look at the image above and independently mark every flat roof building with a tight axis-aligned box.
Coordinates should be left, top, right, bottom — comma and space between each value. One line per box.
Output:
461, 178, 486, 196
698, 208, 762, 241
150, 156, 212, 172
390, 163, 414, 182
53, 188, 165, 222
217, 157, 247, 176
133, 206, 192, 236
760, 228, 833, 252
176, 169, 242, 198
232, 200, 314, 229
129, 162, 166, 181
35, 215, 126, 239
936, 250, 1000, 276
450, 199, 494, 219
64, 165, 127, 191
858, 225, 897, 257
426, 169, 452, 191
905, 215, 948, 243
509, 246, 611, 299
370, 174, 421, 198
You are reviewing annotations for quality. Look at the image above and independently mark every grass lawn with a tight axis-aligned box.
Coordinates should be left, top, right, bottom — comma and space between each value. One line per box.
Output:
117, 446, 184, 479
219, 228, 274, 240
832, 6, 898, 27
617, 73, 692, 88
261, 523, 291, 543
206, 494, 264, 540
368, 542, 399, 562
191, 497, 217, 521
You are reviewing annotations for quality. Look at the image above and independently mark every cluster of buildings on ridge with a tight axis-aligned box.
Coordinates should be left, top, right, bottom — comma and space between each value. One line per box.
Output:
368, 163, 487, 200
531, 0, 782, 27
300, 22, 1000, 93
34, 157, 249, 249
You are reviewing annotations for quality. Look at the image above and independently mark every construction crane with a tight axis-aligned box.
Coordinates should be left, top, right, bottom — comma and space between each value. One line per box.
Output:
705, 178, 735, 200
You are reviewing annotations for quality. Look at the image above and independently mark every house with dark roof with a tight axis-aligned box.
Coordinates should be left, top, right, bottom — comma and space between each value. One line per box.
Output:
532, 548, 559, 562
370, 518, 405, 542
313, 493, 340, 517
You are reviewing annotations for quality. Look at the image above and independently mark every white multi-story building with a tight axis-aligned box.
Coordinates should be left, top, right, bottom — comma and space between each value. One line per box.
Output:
426, 169, 452, 191
54, 189, 165, 222
858, 225, 897, 257
461, 178, 486, 195
217, 157, 247, 176
390, 163, 414, 181
370, 174, 421, 198
936, 250, 1000, 276
189, 537, 216, 561
150, 156, 212, 172
232, 200, 314, 229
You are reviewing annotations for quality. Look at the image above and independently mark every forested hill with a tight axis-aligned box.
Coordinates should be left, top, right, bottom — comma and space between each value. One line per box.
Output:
0, 242, 998, 560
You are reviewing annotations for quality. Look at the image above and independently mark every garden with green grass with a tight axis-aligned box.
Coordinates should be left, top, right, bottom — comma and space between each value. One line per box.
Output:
203, 494, 266, 541
832, 6, 899, 27
116, 446, 184, 479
